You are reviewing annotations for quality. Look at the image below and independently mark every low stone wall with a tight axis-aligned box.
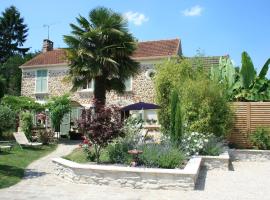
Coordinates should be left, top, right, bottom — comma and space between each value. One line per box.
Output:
199, 151, 230, 170
229, 149, 270, 162
52, 157, 202, 190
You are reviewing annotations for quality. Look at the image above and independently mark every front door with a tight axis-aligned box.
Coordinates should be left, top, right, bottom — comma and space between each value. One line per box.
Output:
60, 113, 70, 136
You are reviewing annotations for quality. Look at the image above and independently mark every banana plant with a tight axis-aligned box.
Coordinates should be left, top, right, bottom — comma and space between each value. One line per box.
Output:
211, 52, 270, 102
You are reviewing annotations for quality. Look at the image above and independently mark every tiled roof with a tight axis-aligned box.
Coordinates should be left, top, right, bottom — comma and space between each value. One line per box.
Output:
132, 39, 181, 59
21, 49, 67, 67
187, 56, 229, 71
21, 39, 181, 68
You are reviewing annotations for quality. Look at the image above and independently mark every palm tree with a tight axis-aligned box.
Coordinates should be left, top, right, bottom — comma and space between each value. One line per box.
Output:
64, 7, 139, 108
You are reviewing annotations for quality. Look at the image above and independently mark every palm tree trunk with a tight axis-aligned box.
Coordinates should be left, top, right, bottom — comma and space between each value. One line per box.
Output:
94, 76, 106, 110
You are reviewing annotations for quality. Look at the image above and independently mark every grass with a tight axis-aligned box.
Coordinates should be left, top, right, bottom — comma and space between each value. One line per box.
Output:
0, 144, 57, 189
64, 147, 110, 164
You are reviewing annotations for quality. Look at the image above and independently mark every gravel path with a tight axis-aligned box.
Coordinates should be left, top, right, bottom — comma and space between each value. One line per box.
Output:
0, 143, 269, 200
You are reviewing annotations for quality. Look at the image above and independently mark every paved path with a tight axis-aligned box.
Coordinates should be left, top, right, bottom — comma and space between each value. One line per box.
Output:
0, 143, 269, 200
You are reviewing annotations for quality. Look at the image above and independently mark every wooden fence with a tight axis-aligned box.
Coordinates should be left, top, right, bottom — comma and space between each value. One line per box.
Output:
229, 102, 270, 148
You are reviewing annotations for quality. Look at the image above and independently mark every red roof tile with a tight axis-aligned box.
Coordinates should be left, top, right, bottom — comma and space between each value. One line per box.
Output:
21, 49, 67, 67
132, 39, 181, 59
21, 39, 181, 68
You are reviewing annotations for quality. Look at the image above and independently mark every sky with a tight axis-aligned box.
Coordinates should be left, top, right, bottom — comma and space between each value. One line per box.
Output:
1, 0, 270, 74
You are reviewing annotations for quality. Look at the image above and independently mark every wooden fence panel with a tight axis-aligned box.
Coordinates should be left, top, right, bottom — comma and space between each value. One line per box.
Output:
229, 102, 270, 148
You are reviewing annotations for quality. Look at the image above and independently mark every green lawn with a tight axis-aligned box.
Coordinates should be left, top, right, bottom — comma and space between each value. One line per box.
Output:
0, 144, 57, 189
64, 147, 109, 164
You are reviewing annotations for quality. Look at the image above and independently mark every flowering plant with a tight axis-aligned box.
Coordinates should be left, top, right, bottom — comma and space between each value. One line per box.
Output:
181, 132, 210, 156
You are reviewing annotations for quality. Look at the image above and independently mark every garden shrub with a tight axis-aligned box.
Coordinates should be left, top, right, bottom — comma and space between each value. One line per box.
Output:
180, 75, 233, 137
249, 127, 270, 150
0, 105, 16, 138
38, 129, 55, 145
154, 57, 233, 138
181, 132, 223, 156
107, 142, 131, 164
139, 142, 185, 169
200, 136, 223, 156
20, 111, 33, 139
154, 58, 193, 132
181, 132, 209, 156
107, 117, 143, 164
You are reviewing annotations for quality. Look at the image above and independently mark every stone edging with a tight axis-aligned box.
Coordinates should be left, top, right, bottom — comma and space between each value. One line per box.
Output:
198, 150, 230, 170
229, 149, 270, 162
52, 157, 202, 190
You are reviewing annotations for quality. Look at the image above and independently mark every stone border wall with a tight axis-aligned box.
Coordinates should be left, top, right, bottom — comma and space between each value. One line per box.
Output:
52, 157, 202, 190
199, 150, 230, 170
229, 149, 270, 162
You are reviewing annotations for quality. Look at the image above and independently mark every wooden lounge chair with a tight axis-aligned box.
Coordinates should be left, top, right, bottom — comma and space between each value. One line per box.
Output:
13, 132, 42, 149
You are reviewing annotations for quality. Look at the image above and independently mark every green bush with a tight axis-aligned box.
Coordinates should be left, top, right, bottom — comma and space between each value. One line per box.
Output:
200, 136, 223, 156
249, 127, 270, 150
38, 129, 55, 145
107, 117, 143, 164
154, 57, 233, 137
139, 143, 185, 169
20, 111, 33, 139
107, 142, 131, 164
154, 58, 193, 132
0, 105, 16, 138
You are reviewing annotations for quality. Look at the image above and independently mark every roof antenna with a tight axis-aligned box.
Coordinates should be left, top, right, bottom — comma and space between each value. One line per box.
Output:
43, 24, 50, 40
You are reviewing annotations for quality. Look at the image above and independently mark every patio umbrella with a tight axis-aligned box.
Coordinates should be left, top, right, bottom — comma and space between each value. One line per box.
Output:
121, 102, 161, 121
121, 102, 161, 111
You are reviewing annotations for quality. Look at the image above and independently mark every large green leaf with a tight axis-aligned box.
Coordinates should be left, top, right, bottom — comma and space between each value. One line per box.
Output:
240, 51, 256, 89
259, 58, 270, 79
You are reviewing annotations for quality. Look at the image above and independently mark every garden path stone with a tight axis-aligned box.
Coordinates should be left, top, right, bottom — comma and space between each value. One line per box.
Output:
0, 143, 270, 200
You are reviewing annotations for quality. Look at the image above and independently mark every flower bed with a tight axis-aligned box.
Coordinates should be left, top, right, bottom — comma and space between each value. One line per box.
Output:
52, 156, 202, 190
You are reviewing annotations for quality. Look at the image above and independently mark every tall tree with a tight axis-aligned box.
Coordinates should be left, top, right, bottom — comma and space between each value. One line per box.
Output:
64, 7, 139, 108
0, 6, 29, 63
0, 53, 36, 96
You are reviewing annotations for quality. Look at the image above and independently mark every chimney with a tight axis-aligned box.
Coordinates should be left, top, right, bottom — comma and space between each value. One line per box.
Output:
42, 39, 53, 52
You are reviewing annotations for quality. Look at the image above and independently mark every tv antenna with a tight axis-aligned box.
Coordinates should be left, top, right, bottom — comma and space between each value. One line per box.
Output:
43, 24, 51, 40
43, 23, 58, 40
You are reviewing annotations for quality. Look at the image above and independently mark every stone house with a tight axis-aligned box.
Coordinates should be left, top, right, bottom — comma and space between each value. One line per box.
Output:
20, 39, 183, 133
20, 38, 223, 134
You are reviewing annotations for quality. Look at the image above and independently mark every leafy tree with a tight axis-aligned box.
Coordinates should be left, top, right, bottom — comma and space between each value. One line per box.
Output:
0, 105, 16, 138
78, 102, 123, 163
0, 75, 5, 99
0, 6, 29, 63
1, 95, 43, 112
170, 90, 178, 141
46, 94, 71, 133
174, 95, 183, 142
154, 58, 193, 131
20, 111, 33, 139
64, 7, 139, 108
0, 54, 35, 96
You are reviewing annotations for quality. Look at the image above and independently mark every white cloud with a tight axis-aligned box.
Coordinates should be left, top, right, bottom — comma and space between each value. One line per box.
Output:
123, 11, 149, 26
182, 5, 203, 17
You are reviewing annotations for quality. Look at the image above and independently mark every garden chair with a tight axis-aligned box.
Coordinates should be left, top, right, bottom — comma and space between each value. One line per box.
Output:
0, 141, 13, 152
13, 132, 42, 149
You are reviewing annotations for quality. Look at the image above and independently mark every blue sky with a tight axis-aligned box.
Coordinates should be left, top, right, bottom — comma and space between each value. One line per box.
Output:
1, 0, 270, 74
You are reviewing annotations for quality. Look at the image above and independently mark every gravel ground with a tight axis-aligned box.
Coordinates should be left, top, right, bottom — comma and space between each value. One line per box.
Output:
0, 142, 269, 200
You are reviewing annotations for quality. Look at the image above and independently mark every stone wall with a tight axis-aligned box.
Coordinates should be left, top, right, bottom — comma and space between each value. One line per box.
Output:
229, 149, 270, 162
199, 150, 230, 170
52, 157, 202, 190
21, 63, 155, 106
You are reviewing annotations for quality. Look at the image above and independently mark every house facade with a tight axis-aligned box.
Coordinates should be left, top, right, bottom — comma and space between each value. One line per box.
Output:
20, 39, 182, 107
20, 38, 223, 134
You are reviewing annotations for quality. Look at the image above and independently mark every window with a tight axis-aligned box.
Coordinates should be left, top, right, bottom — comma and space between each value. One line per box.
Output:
36, 70, 48, 93
82, 79, 94, 91
124, 77, 132, 91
